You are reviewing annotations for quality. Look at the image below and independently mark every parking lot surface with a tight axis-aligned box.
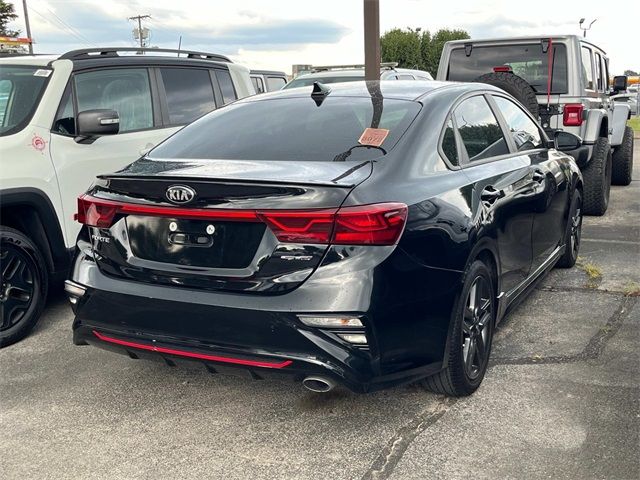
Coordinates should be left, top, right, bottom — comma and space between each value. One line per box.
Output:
1, 144, 638, 480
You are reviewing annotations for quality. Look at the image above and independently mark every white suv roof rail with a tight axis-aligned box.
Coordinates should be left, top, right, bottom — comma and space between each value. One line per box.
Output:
59, 47, 232, 63
311, 62, 398, 72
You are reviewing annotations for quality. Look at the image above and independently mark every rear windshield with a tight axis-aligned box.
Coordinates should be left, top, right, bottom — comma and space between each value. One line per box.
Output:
284, 75, 364, 89
447, 43, 568, 94
150, 96, 421, 162
0, 65, 50, 136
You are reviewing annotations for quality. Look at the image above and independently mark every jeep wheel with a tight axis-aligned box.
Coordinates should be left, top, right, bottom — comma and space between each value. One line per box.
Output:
474, 72, 539, 118
611, 126, 634, 186
582, 137, 612, 216
0, 227, 48, 348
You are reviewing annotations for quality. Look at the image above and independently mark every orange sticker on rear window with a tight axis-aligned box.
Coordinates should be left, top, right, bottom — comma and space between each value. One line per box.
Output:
358, 128, 390, 147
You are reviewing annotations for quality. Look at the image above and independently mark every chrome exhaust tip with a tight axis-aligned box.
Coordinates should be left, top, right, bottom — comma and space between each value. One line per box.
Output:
302, 376, 336, 393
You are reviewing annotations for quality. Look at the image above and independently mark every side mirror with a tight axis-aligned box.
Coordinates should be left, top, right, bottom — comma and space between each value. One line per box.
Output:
554, 131, 582, 151
612, 75, 628, 93
76, 109, 119, 140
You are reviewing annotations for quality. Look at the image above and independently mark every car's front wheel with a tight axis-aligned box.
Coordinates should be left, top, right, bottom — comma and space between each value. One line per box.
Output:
0, 227, 48, 348
424, 260, 495, 396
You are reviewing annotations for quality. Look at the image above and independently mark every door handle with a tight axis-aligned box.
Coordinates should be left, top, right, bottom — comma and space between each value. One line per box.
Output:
481, 186, 505, 205
531, 169, 546, 184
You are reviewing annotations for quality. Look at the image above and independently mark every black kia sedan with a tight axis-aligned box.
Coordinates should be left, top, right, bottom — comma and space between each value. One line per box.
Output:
67, 81, 583, 396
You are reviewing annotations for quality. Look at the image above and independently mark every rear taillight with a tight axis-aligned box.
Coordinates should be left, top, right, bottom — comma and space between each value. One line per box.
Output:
332, 203, 407, 245
256, 210, 335, 243
76, 196, 118, 228
563, 104, 584, 126
76, 195, 408, 246
258, 203, 407, 246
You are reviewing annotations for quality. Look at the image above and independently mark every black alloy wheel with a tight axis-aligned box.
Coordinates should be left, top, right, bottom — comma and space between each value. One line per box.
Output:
461, 275, 493, 380
557, 190, 583, 268
424, 260, 495, 396
0, 227, 48, 347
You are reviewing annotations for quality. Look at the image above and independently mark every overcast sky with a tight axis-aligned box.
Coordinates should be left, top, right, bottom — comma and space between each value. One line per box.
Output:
10, 0, 638, 74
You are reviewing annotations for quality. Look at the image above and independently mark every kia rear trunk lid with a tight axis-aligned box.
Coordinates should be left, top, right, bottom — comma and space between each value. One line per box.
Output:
78, 159, 374, 294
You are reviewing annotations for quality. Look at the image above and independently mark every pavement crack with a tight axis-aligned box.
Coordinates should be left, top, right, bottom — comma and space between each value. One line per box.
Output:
491, 295, 637, 366
361, 396, 456, 480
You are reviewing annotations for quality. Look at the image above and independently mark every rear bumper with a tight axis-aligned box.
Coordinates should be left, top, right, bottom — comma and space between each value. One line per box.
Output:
68, 245, 460, 392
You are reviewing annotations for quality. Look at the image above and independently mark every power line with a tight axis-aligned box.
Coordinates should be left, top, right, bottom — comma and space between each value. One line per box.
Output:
42, 5, 94, 46
28, 6, 92, 47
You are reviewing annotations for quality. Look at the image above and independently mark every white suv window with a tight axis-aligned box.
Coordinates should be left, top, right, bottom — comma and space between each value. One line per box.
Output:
74, 68, 153, 132
159, 68, 215, 125
581, 46, 594, 90
266, 76, 286, 91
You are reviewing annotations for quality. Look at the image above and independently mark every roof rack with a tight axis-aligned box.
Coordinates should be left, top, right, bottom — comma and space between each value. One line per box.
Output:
59, 47, 232, 63
311, 62, 398, 72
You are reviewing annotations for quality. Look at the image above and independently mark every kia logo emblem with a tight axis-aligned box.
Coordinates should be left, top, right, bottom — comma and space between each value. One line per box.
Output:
166, 185, 196, 204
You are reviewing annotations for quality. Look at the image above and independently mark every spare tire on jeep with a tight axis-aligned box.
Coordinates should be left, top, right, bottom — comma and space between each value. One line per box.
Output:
474, 72, 539, 119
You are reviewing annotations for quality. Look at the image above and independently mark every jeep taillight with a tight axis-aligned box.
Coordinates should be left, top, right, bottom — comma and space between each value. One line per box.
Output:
563, 104, 584, 126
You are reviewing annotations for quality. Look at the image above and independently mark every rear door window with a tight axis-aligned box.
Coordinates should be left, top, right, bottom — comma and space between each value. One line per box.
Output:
441, 118, 459, 166
594, 52, 603, 91
214, 70, 237, 104
266, 76, 286, 91
159, 68, 216, 125
492, 96, 543, 151
453, 95, 509, 162
581, 46, 594, 90
74, 68, 153, 132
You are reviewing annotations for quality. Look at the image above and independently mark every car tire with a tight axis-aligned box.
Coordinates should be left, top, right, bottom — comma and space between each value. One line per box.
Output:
423, 260, 495, 396
556, 189, 582, 268
582, 137, 612, 216
0, 227, 48, 348
474, 72, 539, 118
611, 126, 634, 186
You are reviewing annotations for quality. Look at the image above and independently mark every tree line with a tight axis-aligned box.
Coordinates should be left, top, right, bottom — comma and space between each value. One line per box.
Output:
381, 27, 470, 76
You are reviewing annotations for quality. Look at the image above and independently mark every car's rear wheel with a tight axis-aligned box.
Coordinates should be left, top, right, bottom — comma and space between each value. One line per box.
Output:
611, 126, 634, 186
556, 189, 582, 268
0, 227, 48, 348
582, 137, 612, 216
423, 260, 495, 396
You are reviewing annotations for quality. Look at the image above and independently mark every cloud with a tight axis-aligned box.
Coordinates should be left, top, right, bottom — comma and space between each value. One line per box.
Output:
28, 2, 349, 55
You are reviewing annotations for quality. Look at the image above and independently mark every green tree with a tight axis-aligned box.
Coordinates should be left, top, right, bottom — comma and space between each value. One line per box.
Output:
423, 29, 470, 75
0, 0, 20, 37
381, 28, 424, 70
381, 27, 470, 76
624, 69, 638, 76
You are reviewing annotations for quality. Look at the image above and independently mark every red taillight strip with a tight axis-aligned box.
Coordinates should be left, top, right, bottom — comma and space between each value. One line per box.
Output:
92, 330, 293, 369
79, 194, 260, 222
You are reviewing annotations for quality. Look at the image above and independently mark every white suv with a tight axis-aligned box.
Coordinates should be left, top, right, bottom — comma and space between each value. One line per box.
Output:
0, 48, 254, 346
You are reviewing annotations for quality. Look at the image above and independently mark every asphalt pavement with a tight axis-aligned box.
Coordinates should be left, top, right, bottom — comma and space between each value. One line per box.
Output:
1, 143, 638, 480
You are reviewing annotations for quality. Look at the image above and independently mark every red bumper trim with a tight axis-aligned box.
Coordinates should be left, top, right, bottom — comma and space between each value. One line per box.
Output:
92, 330, 293, 369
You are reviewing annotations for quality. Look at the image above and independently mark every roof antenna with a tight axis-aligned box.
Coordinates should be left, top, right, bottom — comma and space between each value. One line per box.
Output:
311, 81, 331, 106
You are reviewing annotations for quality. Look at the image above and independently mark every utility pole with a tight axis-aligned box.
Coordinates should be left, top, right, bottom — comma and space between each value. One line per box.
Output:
363, 0, 380, 81
129, 14, 151, 51
22, 0, 33, 54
